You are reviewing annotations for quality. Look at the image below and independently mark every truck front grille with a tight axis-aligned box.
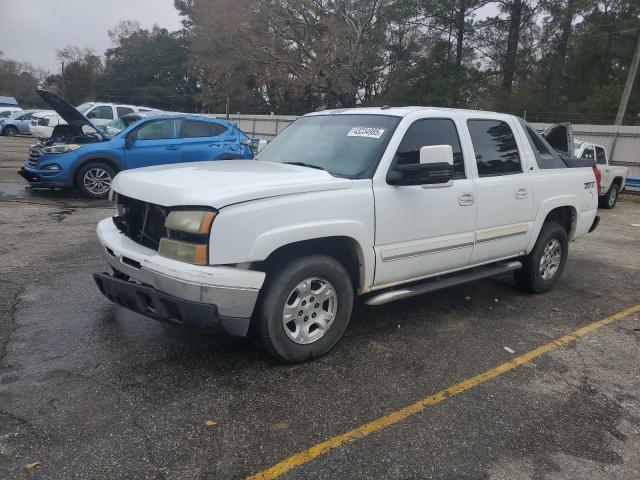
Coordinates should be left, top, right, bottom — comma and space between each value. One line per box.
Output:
113, 194, 168, 251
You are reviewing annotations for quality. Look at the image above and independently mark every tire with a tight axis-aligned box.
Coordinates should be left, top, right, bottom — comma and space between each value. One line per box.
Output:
514, 222, 568, 294
253, 254, 354, 363
76, 162, 116, 199
3, 125, 18, 136
599, 183, 619, 209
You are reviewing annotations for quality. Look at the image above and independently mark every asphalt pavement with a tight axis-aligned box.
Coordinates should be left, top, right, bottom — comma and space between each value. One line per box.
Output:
1, 137, 639, 480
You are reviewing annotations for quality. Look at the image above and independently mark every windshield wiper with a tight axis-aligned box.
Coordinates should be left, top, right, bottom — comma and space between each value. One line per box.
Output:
283, 161, 326, 172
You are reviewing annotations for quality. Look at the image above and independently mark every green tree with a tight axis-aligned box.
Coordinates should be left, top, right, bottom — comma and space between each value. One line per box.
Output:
97, 22, 196, 111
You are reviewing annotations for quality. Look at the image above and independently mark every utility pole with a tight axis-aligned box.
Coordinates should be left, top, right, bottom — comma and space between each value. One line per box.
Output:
615, 33, 640, 125
61, 61, 68, 99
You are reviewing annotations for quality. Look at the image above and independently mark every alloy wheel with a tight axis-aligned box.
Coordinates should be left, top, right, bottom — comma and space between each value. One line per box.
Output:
282, 277, 338, 345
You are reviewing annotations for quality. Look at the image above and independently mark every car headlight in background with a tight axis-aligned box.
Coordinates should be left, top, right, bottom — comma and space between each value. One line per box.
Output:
41, 144, 82, 154
158, 210, 217, 265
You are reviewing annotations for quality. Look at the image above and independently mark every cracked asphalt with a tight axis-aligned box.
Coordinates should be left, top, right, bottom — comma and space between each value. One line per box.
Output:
1, 137, 640, 479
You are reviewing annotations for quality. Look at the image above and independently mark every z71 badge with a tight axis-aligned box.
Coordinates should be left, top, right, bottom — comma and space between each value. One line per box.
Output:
584, 181, 596, 189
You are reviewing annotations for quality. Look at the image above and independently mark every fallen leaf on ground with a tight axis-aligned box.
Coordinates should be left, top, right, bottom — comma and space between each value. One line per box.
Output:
24, 462, 40, 470
204, 420, 217, 427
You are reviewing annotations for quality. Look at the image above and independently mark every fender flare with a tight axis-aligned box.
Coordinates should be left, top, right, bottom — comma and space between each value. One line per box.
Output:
246, 220, 375, 290
526, 195, 579, 252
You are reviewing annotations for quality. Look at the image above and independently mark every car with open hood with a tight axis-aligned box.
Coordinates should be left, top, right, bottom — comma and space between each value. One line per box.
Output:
19, 90, 254, 198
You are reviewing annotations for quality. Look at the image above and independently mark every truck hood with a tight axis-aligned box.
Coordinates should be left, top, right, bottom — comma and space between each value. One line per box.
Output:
36, 89, 108, 140
111, 160, 353, 207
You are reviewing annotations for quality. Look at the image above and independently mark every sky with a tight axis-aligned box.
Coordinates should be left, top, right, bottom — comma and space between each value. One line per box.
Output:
0, 0, 183, 73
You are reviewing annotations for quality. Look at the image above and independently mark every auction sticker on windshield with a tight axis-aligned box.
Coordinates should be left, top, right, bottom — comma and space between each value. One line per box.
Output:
347, 127, 385, 139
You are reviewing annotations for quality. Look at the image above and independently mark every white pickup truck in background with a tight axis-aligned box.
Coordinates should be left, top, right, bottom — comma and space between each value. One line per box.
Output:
94, 107, 600, 362
573, 140, 628, 208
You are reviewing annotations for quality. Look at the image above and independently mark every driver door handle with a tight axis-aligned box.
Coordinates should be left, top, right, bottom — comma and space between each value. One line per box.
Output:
458, 192, 475, 206
166, 145, 180, 151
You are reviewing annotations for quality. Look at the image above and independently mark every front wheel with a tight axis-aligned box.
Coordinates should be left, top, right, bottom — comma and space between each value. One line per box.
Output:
76, 162, 115, 199
599, 184, 619, 209
253, 255, 354, 363
514, 223, 568, 294
3, 125, 18, 136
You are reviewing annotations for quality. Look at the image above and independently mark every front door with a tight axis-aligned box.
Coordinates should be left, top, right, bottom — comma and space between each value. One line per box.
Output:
373, 118, 477, 287
125, 118, 183, 169
467, 118, 533, 264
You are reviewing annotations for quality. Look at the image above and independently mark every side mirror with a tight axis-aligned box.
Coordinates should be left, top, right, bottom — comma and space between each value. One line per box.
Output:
125, 134, 136, 149
387, 145, 455, 186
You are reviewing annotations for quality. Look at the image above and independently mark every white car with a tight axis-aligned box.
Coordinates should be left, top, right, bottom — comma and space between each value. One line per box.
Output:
574, 140, 628, 209
29, 102, 157, 139
0, 106, 22, 118
94, 107, 599, 362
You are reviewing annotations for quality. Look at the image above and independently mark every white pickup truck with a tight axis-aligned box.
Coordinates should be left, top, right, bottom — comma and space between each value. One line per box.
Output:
94, 107, 600, 362
573, 140, 628, 209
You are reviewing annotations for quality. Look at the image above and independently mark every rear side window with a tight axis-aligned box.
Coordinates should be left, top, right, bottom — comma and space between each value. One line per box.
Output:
393, 118, 465, 179
182, 120, 228, 138
117, 107, 134, 117
136, 119, 180, 140
468, 119, 522, 177
595, 146, 606, 165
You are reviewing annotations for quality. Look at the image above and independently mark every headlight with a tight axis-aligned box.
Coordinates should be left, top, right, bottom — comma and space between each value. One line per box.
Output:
41, 144, 82, 154
158, 210, 217, 265
164, 210, 216, 234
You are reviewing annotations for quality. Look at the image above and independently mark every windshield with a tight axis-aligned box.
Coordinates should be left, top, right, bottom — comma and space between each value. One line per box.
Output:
104, 117, 127, 136
257, 114, 401, 177
76, 103, 93, 113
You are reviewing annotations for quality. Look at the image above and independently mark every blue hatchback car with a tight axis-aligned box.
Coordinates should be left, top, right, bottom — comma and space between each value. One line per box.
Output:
19, 90, 253, 198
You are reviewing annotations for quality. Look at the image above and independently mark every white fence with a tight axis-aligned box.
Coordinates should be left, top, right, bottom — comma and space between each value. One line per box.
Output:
212, 113, 640, 189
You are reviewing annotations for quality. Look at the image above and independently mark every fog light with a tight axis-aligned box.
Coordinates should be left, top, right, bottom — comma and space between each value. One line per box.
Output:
41, 163, 62, 171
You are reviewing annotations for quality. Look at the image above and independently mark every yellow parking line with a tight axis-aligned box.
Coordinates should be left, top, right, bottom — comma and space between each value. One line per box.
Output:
247, 303, 640, 480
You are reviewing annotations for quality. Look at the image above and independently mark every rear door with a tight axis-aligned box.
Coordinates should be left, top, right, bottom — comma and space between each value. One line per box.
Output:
180, 119, 234, 162
124, 118, 183, 169
467, 118, 534, 264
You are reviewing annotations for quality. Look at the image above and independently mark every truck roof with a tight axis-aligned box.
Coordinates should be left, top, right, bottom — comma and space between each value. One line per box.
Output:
305, 106, 509, 118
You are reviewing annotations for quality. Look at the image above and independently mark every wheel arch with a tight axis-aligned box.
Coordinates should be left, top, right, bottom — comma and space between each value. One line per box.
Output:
527, 198, 578, 253
71, 154, 125, 187
255, 236, 368, 294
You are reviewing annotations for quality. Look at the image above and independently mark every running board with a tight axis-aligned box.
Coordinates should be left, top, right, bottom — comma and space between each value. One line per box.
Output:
364, 261, 522, 306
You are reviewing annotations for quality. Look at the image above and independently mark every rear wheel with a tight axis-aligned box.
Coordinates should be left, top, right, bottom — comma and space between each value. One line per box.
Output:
2, 125, 18, 136
514, 222, 568, 294
253, 254, 354, 363
599, 183, 619, 209
76, 162, 115, 199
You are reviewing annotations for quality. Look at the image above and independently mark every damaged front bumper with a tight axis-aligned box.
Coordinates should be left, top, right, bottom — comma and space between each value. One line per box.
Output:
94, 218, 266, 336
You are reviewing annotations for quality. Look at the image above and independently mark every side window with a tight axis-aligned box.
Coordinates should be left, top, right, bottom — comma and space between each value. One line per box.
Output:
581, 146, 595, 160
393, 118, 465, 179
88, 106, 114, 120
468, 119, 522, 177
20, 113, 33, 120
209, 122, 228, 136
0, 111, 11, 118
182, 120, 227, 138
117, 107, 134, 117
136, 119, 179, 140
595, 146, 606, 165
